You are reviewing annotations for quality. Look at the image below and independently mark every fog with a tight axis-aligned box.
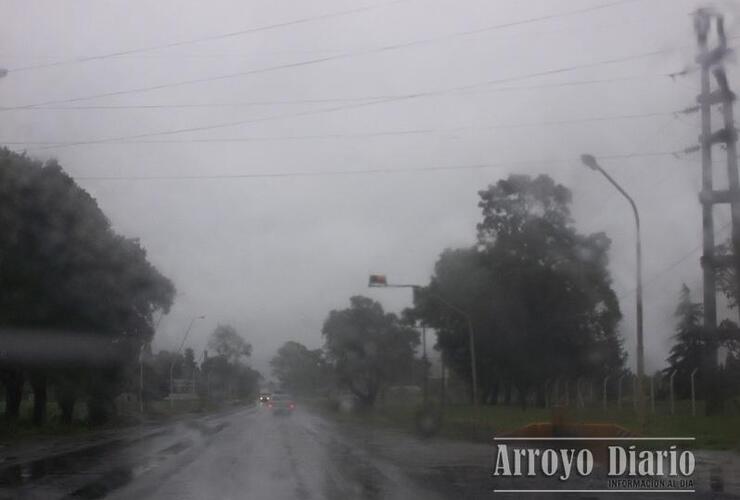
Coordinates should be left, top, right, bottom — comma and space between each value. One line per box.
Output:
1, 0, 739, 378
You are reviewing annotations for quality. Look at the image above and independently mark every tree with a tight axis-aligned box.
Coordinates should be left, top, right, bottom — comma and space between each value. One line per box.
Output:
202, 326, 258, 401
664, 285, 704, 398
208, 324, 251, 364
183, 348, 198, 380
322, 296, 419, 408
413, 174, 624, 407
0, 149, 175, 424
270, 341, 329, 396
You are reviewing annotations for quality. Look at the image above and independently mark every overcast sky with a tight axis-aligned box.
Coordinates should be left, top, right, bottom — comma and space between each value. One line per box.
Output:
1, 0, 739, 379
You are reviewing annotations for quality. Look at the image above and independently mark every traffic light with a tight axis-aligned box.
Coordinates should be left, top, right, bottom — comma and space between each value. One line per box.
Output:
368, 274, 388, 287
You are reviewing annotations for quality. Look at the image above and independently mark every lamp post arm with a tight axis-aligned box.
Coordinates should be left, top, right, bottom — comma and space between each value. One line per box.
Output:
592, 165, 640, 232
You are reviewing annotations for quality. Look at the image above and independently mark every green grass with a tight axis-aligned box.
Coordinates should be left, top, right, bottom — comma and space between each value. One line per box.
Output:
315, 400, 740, 451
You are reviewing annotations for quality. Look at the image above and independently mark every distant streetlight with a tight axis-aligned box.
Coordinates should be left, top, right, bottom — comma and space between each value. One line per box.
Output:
169, 315, 206, 408
581, 154, 645, 426
369, 274, 479, 419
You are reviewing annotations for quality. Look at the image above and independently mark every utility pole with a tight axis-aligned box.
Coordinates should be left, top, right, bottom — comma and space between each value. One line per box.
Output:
421, 323, 428, 405
693, 8, 737, 414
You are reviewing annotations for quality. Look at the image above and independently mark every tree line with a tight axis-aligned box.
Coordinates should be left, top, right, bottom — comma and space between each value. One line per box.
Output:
272, 173, 740, 411
0, 150, 260, 425
0, 149, 175, 424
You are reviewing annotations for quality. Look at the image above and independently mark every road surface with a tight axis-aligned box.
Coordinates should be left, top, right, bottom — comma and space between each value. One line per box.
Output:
1, 404, 739, 499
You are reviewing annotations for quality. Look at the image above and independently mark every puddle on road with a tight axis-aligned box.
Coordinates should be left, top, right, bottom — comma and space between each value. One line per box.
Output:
0, 420, 228, 498
0, 438, 128, 487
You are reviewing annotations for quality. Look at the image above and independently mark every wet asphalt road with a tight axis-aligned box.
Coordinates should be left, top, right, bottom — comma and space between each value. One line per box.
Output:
110, 405, 446, 500
2, 405, 739, 500
1, 405, 453, 500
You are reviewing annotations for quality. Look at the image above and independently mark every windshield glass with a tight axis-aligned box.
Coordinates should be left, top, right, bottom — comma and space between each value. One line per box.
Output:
1, 2, 739, 499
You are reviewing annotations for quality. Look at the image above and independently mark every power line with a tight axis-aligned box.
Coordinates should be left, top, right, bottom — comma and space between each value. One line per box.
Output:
70, 151, 682, 182
0, 110, 679, 146
618, 221, 733, 300
0, 74, 665, 112
25, 48, 697, 151
6, 0, 410, 73
4, 1, 656, 111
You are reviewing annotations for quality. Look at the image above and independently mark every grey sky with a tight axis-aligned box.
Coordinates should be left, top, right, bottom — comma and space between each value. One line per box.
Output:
1, 0, 739, 378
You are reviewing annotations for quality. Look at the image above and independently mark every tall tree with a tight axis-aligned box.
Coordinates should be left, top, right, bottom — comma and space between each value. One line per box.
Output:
664, 285, 704, 398
0, 149, 175, 423
208, 324, 251, 364
270, 341, 328, 396
322, 296, 419, 408
202, 326, 258, 400
414, 174, 624, 407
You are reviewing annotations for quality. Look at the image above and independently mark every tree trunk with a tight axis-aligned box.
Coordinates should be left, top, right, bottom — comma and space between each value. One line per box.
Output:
490, 381, 500, 406
517, 384, 528, 410
3, 370, 24, 420
30, 372, 47, 426
503, 381, 512, 405
535, 384, 546, 408
57, 378, 77, 425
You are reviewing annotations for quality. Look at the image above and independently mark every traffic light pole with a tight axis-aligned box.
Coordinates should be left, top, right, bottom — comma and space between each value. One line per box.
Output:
368, 276, 479, 421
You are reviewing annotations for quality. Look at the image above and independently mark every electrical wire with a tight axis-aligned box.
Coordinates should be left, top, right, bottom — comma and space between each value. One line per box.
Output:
70, 151, 682, 182
0, 74, 664, 112
6, 0, 638, 74
617, 221, 733, 301
0, 110, 677, 146
6, 0, 411, 73
3, 2, 667, 111
23, 48, 694, 151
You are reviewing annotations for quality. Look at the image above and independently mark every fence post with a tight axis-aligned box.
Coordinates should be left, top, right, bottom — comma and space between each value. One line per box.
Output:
589, 379, 595, 405
603, 375, 610, 412
617, 374, 625, 409
544, 379, 551, 409
553, 378, 560, 406
650, 375, 655, 414
670, 370, 677, 415
691, 368, 698, 417
577, 378, 585, 408
632, 375, 638, 410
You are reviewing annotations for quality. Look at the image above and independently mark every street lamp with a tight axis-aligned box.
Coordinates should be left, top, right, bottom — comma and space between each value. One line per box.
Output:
581, 154, 645, 426
169, 315, 206, 408
369, 275, 479, 419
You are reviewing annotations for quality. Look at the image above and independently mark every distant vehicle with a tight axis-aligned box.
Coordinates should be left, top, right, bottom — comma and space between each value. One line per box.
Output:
258, 393, 271, 403
267, 393, 295, 415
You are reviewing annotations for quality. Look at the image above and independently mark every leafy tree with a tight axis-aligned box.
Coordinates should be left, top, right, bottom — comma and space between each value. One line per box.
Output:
201, 326, 258, 400
664, 285, 704, 398
201, 354, 260, 401
142, 350, 184, 401
208, 324, 251, 364
0, 149, 175, 424
270, 341, 329, 396
413, 174, 624, 407
183, 347, 198, 380
322, 296, 419, 408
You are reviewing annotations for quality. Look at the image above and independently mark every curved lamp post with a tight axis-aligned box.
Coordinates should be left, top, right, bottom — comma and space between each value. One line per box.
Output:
581, 154, 645, 427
